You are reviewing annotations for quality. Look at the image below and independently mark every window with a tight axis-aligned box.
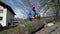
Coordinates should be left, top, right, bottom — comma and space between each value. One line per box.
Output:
0, 9, 3, 13
0, 17, 2, 20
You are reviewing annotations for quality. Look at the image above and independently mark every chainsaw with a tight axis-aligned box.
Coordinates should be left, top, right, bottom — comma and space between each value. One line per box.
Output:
32, 15, 40, 22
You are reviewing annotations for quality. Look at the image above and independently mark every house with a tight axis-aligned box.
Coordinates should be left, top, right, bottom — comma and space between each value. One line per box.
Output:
13, 18, 19, 26
0, 1, 15, 27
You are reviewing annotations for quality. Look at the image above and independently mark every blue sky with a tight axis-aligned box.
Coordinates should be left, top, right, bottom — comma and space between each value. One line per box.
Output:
0, 0, 54, 19
0, 0, 40, 19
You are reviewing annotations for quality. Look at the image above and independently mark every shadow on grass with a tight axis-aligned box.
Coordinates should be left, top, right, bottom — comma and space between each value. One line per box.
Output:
0, 26, 17, 32
30, 24, 45, 34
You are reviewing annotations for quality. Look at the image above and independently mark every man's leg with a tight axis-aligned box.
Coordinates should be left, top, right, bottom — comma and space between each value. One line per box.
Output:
38, 16, 40, 19
29, 18, 32, 21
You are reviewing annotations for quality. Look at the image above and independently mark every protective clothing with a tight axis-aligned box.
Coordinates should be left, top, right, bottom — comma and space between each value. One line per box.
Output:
28, 9, 40, 21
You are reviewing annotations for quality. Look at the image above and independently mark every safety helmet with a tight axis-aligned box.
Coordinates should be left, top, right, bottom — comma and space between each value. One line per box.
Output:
32, 4, 35, 8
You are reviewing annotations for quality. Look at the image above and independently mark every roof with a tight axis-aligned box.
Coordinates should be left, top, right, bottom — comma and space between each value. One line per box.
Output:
0, 1, 15, 15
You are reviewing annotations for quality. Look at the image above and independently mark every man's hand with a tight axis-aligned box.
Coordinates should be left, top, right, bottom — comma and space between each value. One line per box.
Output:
35, 15, 38, 17
32, 17, 34, 19
32, 17, 35, 21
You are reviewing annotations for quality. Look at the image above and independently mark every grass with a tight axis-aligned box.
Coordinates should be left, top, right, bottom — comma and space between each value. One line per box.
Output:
0, 17, 55, 34
0, 20, 44, 34
24, 21, 44, 33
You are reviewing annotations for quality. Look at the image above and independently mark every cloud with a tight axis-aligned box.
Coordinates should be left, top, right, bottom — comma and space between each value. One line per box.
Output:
13, 8, 27, 19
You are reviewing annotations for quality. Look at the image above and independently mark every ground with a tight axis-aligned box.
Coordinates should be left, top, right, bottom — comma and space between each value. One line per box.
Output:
0, 17, 60, 34
34, 21, 60, 34
0, 20, 44, 34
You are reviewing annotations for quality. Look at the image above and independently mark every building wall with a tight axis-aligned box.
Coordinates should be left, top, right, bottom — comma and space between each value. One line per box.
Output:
6, 10, 14, 26
0, 5, 14, 26
0, 6, 7, 26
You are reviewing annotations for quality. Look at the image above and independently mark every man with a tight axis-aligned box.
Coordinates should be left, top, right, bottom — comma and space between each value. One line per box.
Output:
28, 4, 40, 21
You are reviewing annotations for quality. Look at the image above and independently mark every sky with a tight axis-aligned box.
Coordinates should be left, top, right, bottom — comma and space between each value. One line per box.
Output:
0, 0, 40, 19
0, 0, 55, 19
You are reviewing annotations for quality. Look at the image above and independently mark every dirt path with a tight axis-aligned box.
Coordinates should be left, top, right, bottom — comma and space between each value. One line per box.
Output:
34, 23, 60, 34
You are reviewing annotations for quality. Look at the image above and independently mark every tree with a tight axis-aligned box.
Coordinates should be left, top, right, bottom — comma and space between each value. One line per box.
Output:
45, 0, 60, 20
38, 0, 60, 21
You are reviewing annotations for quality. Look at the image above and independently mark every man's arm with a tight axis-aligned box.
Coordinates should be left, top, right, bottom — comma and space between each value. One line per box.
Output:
35, 9, 40, 16
28, 10, 34, 18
